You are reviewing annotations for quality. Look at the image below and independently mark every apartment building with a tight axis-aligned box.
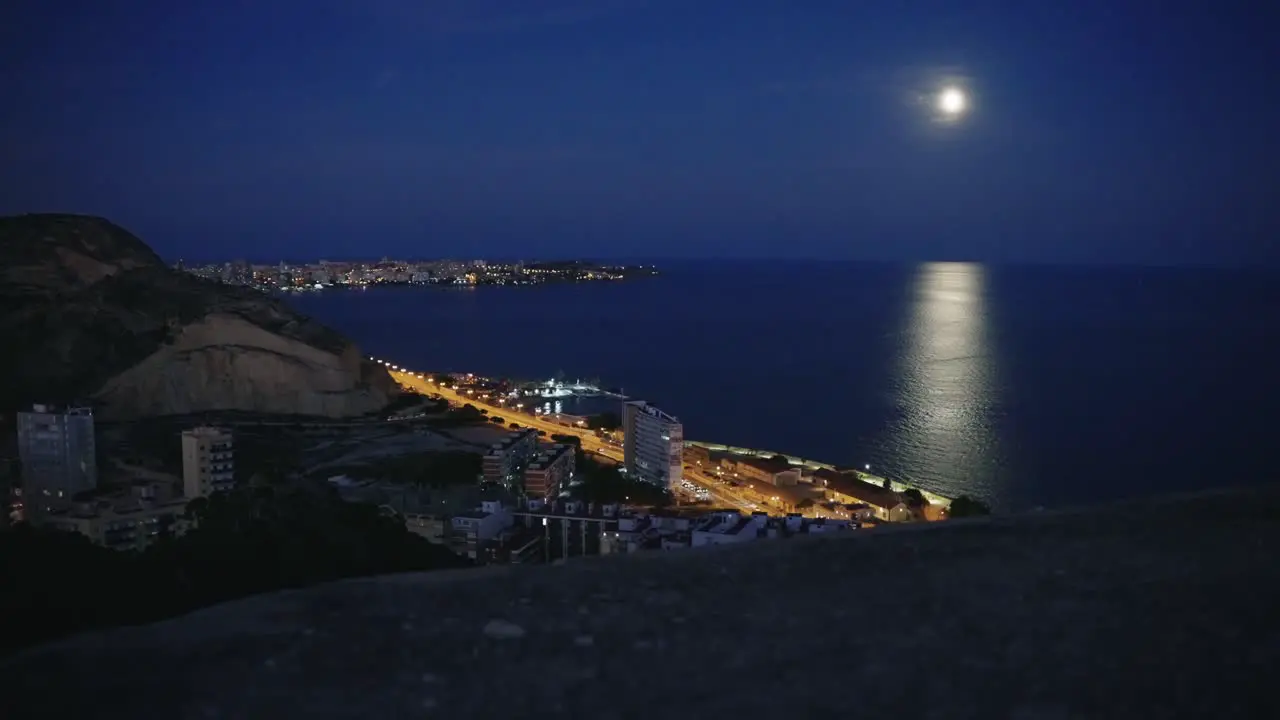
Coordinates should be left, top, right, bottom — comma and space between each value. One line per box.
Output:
181, 427, 235, 498
481, 428, 539, 485
523, 443, 576, 499
449, 500, 514, 560
622, 400, 682, 490
16, 404, 97, 522
43, 482, 190, 551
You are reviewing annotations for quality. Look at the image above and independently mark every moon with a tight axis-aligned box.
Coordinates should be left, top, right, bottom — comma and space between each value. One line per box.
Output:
937, 87, 967, 115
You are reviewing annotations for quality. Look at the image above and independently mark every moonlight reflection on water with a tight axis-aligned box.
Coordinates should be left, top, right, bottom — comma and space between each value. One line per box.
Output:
886, 262, 1002, 499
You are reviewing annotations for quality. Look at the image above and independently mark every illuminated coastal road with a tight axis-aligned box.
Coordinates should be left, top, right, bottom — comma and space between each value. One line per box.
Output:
388, 369, 621, 460
386, 364, 836, 519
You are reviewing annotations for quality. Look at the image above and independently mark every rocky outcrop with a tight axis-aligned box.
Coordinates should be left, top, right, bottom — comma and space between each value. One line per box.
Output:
95, 313, 392, 418
2, 486, 1277, 718
0, 213, 396, 417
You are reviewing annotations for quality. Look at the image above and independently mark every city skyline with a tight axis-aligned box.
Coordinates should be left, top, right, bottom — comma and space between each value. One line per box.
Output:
2, 2, 1276, 266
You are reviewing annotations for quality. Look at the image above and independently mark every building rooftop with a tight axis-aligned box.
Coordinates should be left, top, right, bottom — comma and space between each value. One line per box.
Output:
624, 400, 680, 424
527, 444, 573, 471
181, 426, 231, 439
732, 456, 793, 475
5, 486, 1279, 719
486, 428, 537, 454
729, 474, 814, 506
820, 473, 904, 510
22, 403, 93, 416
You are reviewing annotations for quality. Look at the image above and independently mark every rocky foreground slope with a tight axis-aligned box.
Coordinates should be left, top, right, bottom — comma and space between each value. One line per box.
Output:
0, 213, 396, 418
3, 486, 1277, 718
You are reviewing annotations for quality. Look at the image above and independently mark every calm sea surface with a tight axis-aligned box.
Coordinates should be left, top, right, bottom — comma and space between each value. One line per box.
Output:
285, 261, 1280, 510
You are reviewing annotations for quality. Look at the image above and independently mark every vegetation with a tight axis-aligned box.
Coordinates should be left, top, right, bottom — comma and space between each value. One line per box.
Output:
432, 374, 454, 386
0, 481, 470, 655
379, 392, 424, 415
901, 488, 927, 507
431, 405, 485, 426
571, 456, 670, 507
509, 422, 521, 429
489, 415, 504, 423
948, 495, 991, 518
586, 411, 622, 431
234, 431, 305, 484
549, 433, 581, 448
329, 451, 481, 487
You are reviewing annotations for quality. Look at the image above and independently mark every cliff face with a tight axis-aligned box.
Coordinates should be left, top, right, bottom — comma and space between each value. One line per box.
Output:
0, 213, 396, 418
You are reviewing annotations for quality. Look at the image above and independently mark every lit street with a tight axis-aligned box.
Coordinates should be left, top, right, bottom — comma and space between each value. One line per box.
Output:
385, 365, 835, 519
387, 369, 621, 461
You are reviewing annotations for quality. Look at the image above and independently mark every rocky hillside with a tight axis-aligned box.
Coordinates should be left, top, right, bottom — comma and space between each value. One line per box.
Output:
0, 214, 397, 418
4, 486, 1278, 718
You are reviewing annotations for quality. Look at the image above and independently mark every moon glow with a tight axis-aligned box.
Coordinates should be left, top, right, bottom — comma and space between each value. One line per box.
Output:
938, 87, 967, 115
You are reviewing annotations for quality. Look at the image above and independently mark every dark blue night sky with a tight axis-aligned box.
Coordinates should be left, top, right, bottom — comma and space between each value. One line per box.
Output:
2, 1, 1276, 265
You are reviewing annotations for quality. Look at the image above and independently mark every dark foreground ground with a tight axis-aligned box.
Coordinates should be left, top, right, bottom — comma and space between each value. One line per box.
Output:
5, 486, 1279, 719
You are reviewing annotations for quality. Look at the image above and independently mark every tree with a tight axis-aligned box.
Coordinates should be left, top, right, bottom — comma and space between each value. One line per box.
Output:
948, 495, 991, 518
653, 489, 673, 509
572, 456, 667, 507
882, 476, 892, 490
450, 405, 484, 423
550, 434, 581, 448
509, 422, 521, 429
901, 488, 927, 507
489, 416, 504, 424
587, 411, 622, 431
433, 374, 454, 386
769, 454, 790, 465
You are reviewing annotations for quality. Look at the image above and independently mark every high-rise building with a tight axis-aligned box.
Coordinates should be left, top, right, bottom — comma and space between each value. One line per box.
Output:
16, 404, 97, 521
622, 401, 682, 490
181, 427, 235, 498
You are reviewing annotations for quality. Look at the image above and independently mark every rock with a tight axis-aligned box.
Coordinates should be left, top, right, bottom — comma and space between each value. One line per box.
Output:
4, 486, 1280, 719
0, 213, 396, 417
482, 619, 526, 640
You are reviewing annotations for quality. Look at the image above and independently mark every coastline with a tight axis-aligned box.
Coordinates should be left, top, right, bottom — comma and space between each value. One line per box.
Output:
271, 277, 653, 293
373, 359, 953, 510
687, 440, 952, 507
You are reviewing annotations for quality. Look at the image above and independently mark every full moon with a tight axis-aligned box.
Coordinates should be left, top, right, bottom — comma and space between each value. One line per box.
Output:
938, 87, 966, 115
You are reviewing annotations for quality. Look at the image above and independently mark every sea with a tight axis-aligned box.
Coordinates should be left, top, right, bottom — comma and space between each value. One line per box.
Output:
285, 261, 1280, 511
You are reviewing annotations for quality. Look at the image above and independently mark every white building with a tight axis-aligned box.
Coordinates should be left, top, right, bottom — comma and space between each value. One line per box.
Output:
622, 401, 682, 490
690, 511, 772, 547
449, 500, 514, 559
181, 427, 235, 498
16, 404, 97, 521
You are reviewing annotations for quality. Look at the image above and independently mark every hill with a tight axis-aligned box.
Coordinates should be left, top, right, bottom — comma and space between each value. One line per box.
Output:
0, 213, 395, 417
